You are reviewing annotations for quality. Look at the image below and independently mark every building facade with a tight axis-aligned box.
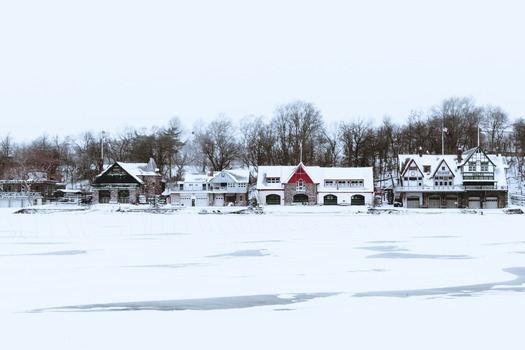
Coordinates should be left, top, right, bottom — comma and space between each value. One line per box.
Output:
396, 147, 508, 209
92, 159, 163, 204
165, 169, 249, 207
0, 171, 65, 207
256, 163, 374, 206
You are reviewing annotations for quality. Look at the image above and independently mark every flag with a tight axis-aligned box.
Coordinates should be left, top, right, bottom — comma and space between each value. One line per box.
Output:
443, 127, 449, 138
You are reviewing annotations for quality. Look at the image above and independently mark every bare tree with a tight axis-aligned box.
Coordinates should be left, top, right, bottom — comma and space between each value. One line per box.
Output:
482, 105, 509, 153
432, 97, 483, 152
272, 100, 325, 165
73, 131, 102, 185
105, 127, 136, 163
0, 134, 15, 179
340, 118, 375, 167
239, 115, 278, 170
314, 122, 341, 167
195, 117, 240, 171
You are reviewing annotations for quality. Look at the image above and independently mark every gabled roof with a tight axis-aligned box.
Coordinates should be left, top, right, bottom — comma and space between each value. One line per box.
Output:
400, 159, 424, 177
183, 173, 211, 183
459, 146, 496, 167
431, 159, 455, 178
397, 148, 508, 188
284, 162, 315, 184
256, 164, 374, 191
210, 169, 250, 184
95, 158, 160, 185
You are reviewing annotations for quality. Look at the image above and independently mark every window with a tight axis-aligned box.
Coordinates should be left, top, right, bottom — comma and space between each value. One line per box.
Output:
481, 162, 489, 171
468, 162, 476, 171
350, 180, 364, 187
325, 180, 336, 187
267, 177, 280, 184
423, 165, 431, 173
296, 179, 306, 192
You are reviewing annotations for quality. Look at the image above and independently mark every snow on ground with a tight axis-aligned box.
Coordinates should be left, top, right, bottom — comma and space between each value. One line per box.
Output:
1, 205, 525, 349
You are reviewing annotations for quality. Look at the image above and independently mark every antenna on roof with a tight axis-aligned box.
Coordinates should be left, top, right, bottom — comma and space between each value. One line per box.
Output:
299, 142, 303, 164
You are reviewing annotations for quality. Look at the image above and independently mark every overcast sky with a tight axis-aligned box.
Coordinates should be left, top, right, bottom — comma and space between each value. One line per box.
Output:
2, 0, 524, 142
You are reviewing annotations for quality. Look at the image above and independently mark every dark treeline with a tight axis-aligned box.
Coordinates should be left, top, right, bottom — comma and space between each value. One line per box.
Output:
2, 96, 525, 187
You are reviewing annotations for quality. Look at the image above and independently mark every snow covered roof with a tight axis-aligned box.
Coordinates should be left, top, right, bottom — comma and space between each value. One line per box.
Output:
222, 169, 250, 183
398, 154, 459, 177
180, 169, 249, 184
183, 173, 212, 183
398, 147, 508, 187
96, 158, 160, 185
256, 164, 374, 191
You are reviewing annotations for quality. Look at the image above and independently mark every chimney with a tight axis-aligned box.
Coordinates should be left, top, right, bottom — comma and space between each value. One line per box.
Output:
418, 146, 423, 157
457, 148, 463, 163
209, 169, 214, 177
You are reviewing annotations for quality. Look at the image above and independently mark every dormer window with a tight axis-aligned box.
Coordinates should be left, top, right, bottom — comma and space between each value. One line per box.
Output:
423, 166, 431, 173
267, 177, 280, 184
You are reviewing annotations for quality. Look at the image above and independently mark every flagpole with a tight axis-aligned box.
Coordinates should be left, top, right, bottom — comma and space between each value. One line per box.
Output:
477, 124, 480, 147
441, 125, 444, 155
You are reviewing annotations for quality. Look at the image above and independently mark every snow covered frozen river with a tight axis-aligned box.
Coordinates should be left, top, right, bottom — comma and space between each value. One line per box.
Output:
1, 206, 524, 349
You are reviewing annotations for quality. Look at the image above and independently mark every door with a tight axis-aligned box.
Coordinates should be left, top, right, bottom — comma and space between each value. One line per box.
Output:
213, 195, 225, 206
428, 196, 441, 208
484, 197, 498, 209
180, 195, 192, 207
266, 194, 281, 205
445, 196, 458, 208
293, 194, 308, 203
196, 195, 209, 206
468, 197, 481, 209
351, 195, 365, 206
407, 197, 419, 208
118, 190, 130, 204
99, 190, 110, 204
323, 194, 337, 205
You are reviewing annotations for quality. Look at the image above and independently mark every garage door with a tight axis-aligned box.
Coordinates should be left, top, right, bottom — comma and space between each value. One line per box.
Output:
445, 196, 458, 208
323, 194, 337, 205
468, 197, 481, 209
213, 195, 224, 206
180, 195, 192, 207
407, 197, 420, 208
351, 195, 365, 206
428, 196, 441, 208
484, 197, 498, 209
266, 194, 281, 205
196, 195, 209, 206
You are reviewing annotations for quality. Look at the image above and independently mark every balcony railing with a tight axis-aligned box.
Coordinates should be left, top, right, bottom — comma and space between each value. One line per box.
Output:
395, 185, 507, 192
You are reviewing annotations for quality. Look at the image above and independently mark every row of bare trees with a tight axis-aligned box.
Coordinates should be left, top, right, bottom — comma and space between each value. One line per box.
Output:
2, 97, 525, 189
